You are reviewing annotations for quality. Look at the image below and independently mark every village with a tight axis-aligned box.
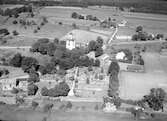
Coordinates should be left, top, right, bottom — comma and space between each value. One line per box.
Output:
0, 1, 167, 121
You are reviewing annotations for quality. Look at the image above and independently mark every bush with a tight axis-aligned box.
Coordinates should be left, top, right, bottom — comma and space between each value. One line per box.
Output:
0, 101, 6, 105
34, 29, 38, 33
156, 34, 164, 39
99, 75, 104, 80
21, 56, 38, 73
88, 66, 93, 71
11, 87, 19, 94
86, 78, 90, 84
43, 103, 54, 113
13, 20, 18, 24
71, 12, 78, 19
72, 23, 78, 29
41, 87, 48, 96
142, 88, 166, 111
13, 30, 19, 36
59, 22, 63, 25
32, 101, 39, 110
42, 82, 70, 97
16, 96, 25, 105
0, 28, 10, 36
136, 26, 143, 32
54, 38, 59, 44
94, 104, 99, 110
27, 83, 38, 96
10, 53, 22, 67
59, 104, 66, 110
28, 71, 40, 83
108, 61, 120, 75
66, 101, 72, 109
113, 97, 122, 108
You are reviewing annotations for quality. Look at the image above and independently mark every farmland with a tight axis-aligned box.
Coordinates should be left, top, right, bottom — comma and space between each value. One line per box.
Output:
119, 52, 167, 100
0, 5, 167, 47
0, 3, 167, 121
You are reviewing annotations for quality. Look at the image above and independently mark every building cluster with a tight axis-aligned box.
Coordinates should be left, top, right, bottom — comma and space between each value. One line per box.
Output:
0, 75, 29, 92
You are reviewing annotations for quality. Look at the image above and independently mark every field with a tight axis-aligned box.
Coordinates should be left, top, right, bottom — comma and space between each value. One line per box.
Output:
1, 104, 167, 121
0, 5, 167, 47
119, 52, 167, 100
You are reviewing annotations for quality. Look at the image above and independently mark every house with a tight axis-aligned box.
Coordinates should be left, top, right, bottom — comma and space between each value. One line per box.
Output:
0, 75, 29, 91
65, 33, 76, 50
115, 51, 126, 60
118, 20, 127, 27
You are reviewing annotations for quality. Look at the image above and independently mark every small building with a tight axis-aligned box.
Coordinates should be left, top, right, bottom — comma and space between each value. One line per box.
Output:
0, 75, 29, 91
66, 33, 76, 50
116, 51, 126, 60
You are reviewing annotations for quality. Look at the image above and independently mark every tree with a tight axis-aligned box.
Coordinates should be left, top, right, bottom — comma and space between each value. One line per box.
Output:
108, 61, 120, 75
27, 83, 39, 96
13, 20, 18, 24
0, 28, 10, 36
11, 87, 19, 94
95, 47, 103, 57
38, 65, 47, 75
88, 40, 97, 52
21, 56, 38, 72
32, 101, 39, 110
28, 71, 40, 83
41, 87, 48, 96
71, 12, 78, 19
12, 30, 19, 36
156, 34, 164, 40
108, 70, 119, 97
132, 34, 138, 41
47, 42, 57, 56
136, 26, 143, 33
94, 59, 100, 67
66, 101, 72, 109
142, 88, 166, 111
96, 36, 103, 47
43, 103, 53, 113
45, 63, 56, 74
54, 38, 59, 44
94, 104, 99, 110
10, 53, 22, 67
46, 82, 70, 97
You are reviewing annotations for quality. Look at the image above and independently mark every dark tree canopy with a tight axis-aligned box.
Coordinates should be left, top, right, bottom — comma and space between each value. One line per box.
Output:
142, 88, 166, 111
28, 71, 40, 83
41, 82, 70, 97
136, 26, 143, 33
27, 83, 39, 96
21, 56, 39, 73
88, 40, 97, 52
108, 61, 120, 75
10, 53, 22, 67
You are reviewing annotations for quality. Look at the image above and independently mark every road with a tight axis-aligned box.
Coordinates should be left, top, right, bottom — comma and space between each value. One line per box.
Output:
0, 46, 31, 49
124, 14, 167, 22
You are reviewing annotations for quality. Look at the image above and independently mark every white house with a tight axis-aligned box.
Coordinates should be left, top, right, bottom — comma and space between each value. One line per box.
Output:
66, 33, 76, 50
116, 51, 126, 60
